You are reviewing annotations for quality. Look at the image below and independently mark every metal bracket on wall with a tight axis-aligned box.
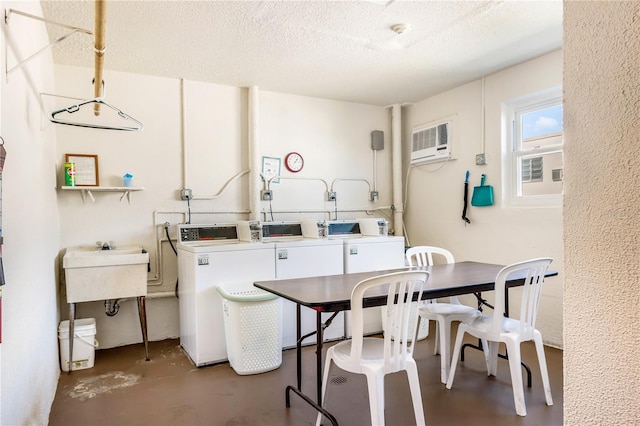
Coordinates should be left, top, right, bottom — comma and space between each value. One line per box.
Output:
4, 8, 92, 78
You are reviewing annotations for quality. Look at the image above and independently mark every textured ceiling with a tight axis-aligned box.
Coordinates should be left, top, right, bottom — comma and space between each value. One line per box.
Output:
37, 0, 563, 106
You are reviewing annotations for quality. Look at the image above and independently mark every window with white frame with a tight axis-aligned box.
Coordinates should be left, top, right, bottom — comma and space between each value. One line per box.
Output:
503, 87, 563, 206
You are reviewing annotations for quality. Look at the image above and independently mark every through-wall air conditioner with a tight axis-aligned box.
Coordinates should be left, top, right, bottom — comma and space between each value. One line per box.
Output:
411, 116, 455, 165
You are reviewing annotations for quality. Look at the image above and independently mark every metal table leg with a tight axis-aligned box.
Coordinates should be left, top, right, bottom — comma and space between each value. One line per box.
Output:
315, 310, 324, 404
67, 303, 75, 374
137, 296, 150, 361
285, 305, 338, 426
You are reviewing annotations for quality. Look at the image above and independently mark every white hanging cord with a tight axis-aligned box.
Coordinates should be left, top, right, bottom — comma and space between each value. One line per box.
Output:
481, 77, 486, 155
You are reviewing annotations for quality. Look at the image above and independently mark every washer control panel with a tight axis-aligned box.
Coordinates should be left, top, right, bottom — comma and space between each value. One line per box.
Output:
178, 224, 239, 243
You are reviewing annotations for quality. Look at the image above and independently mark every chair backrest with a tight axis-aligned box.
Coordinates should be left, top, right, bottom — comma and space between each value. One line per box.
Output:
405, 246, 454, 267
349, 270, 429, 374
490, 258, 553, 340
405, 246, 457, 304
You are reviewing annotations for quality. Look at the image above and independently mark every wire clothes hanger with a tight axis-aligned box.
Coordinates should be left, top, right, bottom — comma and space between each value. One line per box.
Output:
48, 81, 144, 132
49, 76, 144, 132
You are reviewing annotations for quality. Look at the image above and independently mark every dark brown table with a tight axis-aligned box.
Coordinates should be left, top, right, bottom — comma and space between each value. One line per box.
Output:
254, 261, 556, 425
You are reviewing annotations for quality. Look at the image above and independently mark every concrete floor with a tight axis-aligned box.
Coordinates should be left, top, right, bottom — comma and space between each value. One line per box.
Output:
49, 325, 563, 426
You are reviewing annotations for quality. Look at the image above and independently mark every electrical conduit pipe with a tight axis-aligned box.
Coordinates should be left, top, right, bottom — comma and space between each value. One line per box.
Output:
248, 86, 261, 221
391, 104, 404, 238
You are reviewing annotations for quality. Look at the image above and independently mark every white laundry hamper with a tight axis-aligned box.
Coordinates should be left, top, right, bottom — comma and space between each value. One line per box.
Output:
217, 286, 283, 375
58, 318, 99, 372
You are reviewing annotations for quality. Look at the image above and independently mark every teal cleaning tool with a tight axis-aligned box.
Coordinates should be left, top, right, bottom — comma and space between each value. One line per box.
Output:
462, 171, 471, 224
471, 174, 494, 206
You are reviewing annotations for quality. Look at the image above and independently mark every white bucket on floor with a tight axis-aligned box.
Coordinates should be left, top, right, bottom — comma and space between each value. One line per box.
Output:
58, 318, 98, 372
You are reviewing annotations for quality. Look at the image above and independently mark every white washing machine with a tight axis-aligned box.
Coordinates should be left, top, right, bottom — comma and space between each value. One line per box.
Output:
343, 234, 406, 336
177, 223, 276, 366
328, 219, 405, 336
328, 218, 426, 338
340, 219, 405, 276
259, 221, 345, 348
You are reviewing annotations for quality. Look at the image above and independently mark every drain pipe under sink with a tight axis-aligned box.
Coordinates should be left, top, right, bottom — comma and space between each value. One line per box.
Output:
103, 291, 176, 317
104, 299, 120, 316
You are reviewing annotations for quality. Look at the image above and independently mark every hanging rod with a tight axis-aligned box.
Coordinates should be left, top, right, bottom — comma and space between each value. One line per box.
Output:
93, 0, 106, 115
8, 5, 144, 131
4, 8, 92, 76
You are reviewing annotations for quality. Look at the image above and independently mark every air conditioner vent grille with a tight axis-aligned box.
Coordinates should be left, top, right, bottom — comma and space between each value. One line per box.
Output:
411, 118, 454, 165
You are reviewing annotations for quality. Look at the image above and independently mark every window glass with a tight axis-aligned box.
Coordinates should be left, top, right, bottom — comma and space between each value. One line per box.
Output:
521, 156, 543, 183
520, 151, 563, 196
503, 87, 564, 205
521, 105, 563, 140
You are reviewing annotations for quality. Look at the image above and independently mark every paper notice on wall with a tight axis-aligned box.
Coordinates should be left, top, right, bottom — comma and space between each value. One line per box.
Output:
261, 156, 281, 184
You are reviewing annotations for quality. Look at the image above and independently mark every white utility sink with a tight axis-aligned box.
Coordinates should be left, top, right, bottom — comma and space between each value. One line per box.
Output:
63, 244, 149, 303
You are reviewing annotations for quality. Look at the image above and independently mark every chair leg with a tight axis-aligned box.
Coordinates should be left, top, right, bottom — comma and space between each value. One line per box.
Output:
487, 341, 500, 376
505, 340, 526, 416
437, 317, 452, 384
433, 319, 440, 355
316, 353, 334, 426
445, 326, 466, 389
365, 371, 386, 426
422, 318, 430, 339
480, 338, 490, 369
406, 361, 426, 426
534, 332, 553, 406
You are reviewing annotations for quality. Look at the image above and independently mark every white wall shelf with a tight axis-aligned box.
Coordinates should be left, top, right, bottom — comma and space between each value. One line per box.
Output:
60, 186, 144, 204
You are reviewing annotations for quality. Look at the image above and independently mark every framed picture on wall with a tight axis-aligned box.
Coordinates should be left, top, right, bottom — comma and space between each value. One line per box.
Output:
65, 154, 99, 186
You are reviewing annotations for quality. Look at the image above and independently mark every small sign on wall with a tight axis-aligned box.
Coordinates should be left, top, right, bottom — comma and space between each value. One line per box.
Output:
261, 156, 281, 184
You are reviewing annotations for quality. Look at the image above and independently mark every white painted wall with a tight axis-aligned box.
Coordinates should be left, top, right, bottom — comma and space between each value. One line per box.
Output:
564, 2, 640, 424
259, 90, 393, 221
403, 50, 564, 347
0, 1, 61, 424
53, 66, 392, 349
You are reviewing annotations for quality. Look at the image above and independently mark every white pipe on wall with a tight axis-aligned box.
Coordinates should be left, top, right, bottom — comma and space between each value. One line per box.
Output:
373, 150, 378, 192
391, 104, 404, 237
191, 170, 250, 200
180, 78, 188, 190
248, 86, 260, 221
266, 175, 329, 192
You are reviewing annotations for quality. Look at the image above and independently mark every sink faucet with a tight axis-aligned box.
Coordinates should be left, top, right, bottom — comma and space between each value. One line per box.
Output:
96, 241, 116, 250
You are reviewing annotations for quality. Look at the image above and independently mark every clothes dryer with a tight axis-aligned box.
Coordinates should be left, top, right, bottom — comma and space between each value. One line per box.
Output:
328, 219, 428, 338
259, 221, 345, 348
177, 224, 276, 366
342, 234, 405, 335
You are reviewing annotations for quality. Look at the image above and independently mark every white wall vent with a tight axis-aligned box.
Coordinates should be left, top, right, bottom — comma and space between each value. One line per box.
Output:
411, 116, 454, 165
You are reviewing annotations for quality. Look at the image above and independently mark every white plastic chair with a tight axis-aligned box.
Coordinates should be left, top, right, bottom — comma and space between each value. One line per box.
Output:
316, 270, 429, 426
407, 246, 479, 384
446, 258, 554, 416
